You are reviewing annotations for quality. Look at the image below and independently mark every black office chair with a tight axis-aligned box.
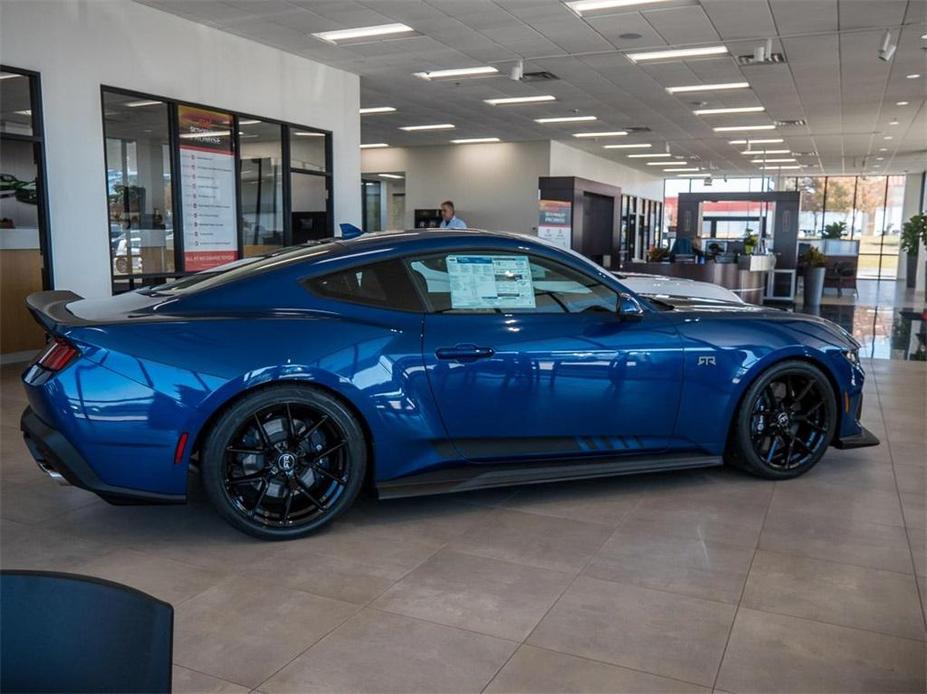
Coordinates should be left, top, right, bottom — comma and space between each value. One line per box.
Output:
0, 570, 173, 693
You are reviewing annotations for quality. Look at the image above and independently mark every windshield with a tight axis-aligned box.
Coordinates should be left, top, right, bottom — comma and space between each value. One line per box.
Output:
143, 241, 339, 295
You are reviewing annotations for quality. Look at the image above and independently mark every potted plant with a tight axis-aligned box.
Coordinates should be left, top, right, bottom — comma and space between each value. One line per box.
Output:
900, 213, 927, 289
743, 229, 757, 255
801, 246, 828, 306
647, 246, 669, 262
822, 221, 846, 239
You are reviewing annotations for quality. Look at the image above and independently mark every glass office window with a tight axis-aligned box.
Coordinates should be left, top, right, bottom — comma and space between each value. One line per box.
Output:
0, 70, 33, 136
291, 172, 330, 242
103, 91, 175, 284
796, 176, 825, 237
239, 119, 284, 256
290, 130, 327, 173
821, 176, 856, 234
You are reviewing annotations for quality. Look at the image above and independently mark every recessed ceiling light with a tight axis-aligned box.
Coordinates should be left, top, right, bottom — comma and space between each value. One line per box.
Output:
883, 135, 893, 140
761, 165, 801, 170
713, 124, 776, 132
484, 95, 556, 105
728, 138, 783, 144
239, 119, 260, 125
360, 143, 389, 149
399, 123, 455, 131
750, 158, 796, 163
666, 82, 749, 94
694, 106, 765, 115
741, 149, 790, 155
312, 23, 415, 44
879, 147, 888, 151
125, 99, 161, 108
626, 46, 728, 63
451, 137, 501, 144
627, 152, 672, 158
360, 107, 397, 115
896, 101, 909, 106
535, 115, 598, 123
876, 156, 885, 160
566, 0, 672, 15
414, 66, 498, 81
889, 120, 900, 125
603, 143, 652, 149
378, 173, 404, 180
663, 167, 701, 172
573, 131, 628, 138
294, 131, 325, 137
647, 161, 688, 166
906, 74, 921, 79
678, 173, 711, 177
922, 33, 927, 39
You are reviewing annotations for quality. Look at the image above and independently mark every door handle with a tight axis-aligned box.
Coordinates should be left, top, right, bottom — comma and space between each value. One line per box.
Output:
435, 344, 496, 361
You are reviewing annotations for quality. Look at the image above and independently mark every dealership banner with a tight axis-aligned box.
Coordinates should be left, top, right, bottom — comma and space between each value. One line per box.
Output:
537, 199, 572, 250
178, 106, 238, 271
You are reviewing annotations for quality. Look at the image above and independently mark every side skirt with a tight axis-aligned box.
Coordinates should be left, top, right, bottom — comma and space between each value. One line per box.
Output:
377, 452, 723, 499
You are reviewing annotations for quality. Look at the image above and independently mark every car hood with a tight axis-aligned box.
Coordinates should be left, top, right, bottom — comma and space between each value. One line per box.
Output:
653, 295, 859, 350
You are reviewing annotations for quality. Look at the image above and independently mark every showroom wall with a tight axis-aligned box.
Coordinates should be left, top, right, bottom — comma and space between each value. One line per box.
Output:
362, 141, 663, 233
362, 141, 551, 234
0, 0, 361, 298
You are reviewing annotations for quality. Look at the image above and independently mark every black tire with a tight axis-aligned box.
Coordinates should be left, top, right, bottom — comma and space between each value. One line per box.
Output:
727, 360, 837, 480
201, 385, 366, 540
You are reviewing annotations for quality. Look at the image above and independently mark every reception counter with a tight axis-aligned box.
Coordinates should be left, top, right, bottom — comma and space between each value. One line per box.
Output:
627, 254, 775, 304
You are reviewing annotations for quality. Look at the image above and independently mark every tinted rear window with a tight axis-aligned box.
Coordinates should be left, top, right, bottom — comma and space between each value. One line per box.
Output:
305, 259, 423, 312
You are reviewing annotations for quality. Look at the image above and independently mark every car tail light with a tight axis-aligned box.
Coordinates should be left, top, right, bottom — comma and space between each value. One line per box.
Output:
36, 337, 79, 372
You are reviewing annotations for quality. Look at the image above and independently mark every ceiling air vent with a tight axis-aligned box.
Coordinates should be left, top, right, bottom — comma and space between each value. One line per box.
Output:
737, 40, 786, 66
521, 70, 559, 82
624, 126, 651, 133
775, 119, 807, 127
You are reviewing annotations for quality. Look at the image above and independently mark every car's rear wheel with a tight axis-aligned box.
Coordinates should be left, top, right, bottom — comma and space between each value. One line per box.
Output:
201, 385, 366, 540
728, 360, 836, 479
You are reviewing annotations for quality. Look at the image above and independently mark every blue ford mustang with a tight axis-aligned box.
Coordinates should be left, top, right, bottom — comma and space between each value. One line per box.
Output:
21, 230, 878, 539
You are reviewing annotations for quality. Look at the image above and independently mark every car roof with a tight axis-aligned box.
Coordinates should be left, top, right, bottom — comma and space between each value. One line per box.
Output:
334, 228, 528, 250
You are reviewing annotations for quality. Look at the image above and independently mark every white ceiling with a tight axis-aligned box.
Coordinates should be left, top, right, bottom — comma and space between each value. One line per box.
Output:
136, 0, 927, 177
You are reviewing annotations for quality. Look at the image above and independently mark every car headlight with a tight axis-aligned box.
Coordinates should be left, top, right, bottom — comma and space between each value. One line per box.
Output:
843, 348, 862, 370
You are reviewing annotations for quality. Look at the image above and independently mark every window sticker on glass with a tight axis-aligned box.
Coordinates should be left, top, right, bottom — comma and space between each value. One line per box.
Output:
447, 255, 536, 309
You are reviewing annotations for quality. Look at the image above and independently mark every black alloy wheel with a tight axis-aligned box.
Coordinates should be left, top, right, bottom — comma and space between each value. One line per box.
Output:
201, 386, 366, 539
729, 360, 836, 479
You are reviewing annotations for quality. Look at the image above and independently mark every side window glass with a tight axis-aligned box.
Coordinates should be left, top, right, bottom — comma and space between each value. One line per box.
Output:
305, 259, 422, 312
406, 253, 617, 314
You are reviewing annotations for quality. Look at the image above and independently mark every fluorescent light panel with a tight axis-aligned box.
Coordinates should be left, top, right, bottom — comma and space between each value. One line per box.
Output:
451, 137, 500, 144
761, 165, 801, 170
415, 66, 497, 80
750, 158, 796, 163
663, 168, 701, 172
535, 115, 597, 123
399, 123, 455, 131
360, 143, 389, 149
573, 131, 628, 138
313, 23, 414, 44
627, 152, 672, 158
666, 82, 749, 94
126, 99, 161, 108
647, 161, 687, 166
694, 106, 765, 115
566, 0, 671, 15
238, 119, 260, 125
627, 46, 728, 63
360, 106, 396, 114
741, 149, 790, 155
729, 138, 783, 144
294, 131, 324, 137
603, 143, 652, 149
378, 173, 403, 179
714, 124, 776, 132
484, 95, 555, 105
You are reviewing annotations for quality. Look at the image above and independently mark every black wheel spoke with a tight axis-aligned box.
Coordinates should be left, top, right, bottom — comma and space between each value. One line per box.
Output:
296, 476, 327, 512
794, 379, 814, 403
253, 414, 274, 449
308, 463, 347, 486
765, 435, 783, 463
227, 446, 265, 456
296, 415, 329, 444
285, 403, 297, 441
282, 488, 294, 523
313, 440, 346, 461
229, 469, 267, 486
249, 479, 270, 519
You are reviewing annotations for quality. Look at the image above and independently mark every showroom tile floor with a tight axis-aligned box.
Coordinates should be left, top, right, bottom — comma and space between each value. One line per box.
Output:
1, 358, 925, 693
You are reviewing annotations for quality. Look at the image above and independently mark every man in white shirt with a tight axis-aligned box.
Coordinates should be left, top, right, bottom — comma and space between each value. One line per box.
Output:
439, 200, 467, 229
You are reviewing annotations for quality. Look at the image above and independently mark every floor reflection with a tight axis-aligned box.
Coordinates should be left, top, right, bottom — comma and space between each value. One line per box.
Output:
790, 280, 926, 361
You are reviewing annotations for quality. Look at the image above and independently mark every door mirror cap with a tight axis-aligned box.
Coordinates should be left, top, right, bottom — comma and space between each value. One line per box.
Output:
618, 293, 645, 320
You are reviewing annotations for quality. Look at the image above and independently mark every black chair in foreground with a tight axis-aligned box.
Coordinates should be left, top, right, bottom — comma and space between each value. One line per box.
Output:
0, 570, 173, 693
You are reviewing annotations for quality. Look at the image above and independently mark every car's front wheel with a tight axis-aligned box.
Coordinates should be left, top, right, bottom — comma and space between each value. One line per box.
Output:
728, 360, 836, 479
201, 385, 366, 540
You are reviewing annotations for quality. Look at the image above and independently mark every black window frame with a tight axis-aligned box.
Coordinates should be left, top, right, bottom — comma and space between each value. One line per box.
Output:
100, 85, 334, 293
402, 248, 620, 315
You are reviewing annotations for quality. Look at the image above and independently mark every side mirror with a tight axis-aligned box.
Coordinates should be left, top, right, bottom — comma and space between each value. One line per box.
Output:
618, 293, 645, 320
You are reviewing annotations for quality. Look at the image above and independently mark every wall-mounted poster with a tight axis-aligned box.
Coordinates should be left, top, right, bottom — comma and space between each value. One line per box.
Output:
178, 106, 237, 271
537, 199, 572, 250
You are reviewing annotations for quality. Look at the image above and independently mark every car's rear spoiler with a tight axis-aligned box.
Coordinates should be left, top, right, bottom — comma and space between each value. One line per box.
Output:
25, 291, 84, 333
